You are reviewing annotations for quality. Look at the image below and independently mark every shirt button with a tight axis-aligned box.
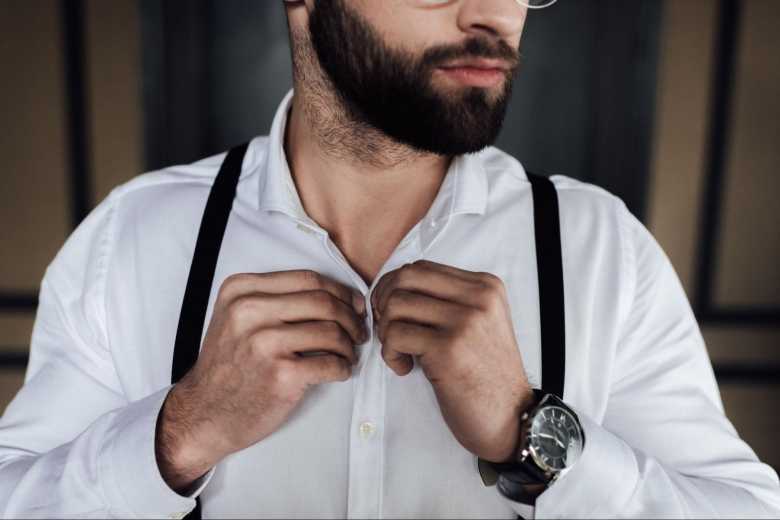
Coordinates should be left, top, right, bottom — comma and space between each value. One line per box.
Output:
358, 421, 376, 439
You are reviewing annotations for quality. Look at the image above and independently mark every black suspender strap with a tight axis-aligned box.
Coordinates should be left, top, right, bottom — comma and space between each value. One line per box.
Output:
171, 142, 249, 520
172, 142, 249, 384
526, 171, 566, 400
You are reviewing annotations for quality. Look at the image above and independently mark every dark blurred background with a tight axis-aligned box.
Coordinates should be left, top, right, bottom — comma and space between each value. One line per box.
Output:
1, 0, 778, 469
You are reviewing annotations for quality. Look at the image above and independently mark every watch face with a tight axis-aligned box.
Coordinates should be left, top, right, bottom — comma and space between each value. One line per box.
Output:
529, 405, 583, 472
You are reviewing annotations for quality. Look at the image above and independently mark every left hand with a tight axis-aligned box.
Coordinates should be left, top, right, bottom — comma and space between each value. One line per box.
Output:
371, 260, 536, 463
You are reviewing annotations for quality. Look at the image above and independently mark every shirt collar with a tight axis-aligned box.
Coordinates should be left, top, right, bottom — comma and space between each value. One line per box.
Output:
257, 88, 489, 227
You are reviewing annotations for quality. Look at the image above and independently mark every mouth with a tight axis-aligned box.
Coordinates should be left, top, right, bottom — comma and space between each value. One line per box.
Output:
435, 58, 512, 88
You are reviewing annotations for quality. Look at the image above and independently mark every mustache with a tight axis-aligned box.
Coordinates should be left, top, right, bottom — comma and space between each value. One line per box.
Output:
420, 37, 521, 71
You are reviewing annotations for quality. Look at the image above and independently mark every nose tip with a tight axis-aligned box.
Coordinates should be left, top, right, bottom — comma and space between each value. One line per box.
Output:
458, 0, 527, 40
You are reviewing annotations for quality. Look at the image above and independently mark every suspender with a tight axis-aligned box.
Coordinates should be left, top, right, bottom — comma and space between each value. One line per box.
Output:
526, 172, 567, 400
170, 144, 565, 519
172, 142, 249, 385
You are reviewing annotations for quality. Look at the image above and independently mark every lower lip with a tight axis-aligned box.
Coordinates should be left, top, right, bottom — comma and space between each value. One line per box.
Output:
437, 67, 506, 87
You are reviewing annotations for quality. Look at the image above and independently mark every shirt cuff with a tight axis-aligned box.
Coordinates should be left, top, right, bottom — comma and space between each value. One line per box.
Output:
100, 385, 216, 518
498, 403, 638, 519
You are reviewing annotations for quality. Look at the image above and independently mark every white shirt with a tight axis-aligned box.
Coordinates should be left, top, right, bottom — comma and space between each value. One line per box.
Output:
1, 89, 779, 519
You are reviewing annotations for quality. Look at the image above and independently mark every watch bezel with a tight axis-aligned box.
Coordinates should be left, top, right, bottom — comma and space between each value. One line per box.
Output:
519, 392, 584, 478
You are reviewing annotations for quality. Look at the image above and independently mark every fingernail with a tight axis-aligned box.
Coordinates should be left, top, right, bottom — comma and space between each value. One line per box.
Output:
352, 290, 365, 316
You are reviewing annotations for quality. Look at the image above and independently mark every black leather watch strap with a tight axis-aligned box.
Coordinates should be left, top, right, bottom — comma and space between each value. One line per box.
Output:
498, 464, 547, 505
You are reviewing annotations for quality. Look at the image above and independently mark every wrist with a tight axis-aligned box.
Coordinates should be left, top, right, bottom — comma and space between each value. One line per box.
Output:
480, 387, 539, 465
155, 385, 222, 494
502, 387, 542, 463
478, 390, 585, 504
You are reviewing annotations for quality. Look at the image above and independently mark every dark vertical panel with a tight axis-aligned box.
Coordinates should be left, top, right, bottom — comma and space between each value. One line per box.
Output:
139, 0, 167, 171
695, 0, 741, 316
496, 1, 662, 221
164, 0, 210, 165
205, 0, 293, 154
496, 2, 598, 183
589, 0, 663, 221
61, 0, 93, 227
140, 0, 210, 170
692, 0, 779, 326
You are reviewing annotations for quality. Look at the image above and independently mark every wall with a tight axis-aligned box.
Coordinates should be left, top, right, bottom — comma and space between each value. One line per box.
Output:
0, 0, 143, 409
648, 0, 780, 466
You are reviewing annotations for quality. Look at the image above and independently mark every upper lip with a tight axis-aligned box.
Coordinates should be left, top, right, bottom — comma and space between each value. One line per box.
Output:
438, 58, 512, 70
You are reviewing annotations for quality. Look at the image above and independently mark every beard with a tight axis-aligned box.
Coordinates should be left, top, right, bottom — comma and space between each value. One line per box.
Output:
308, 0, 520, 156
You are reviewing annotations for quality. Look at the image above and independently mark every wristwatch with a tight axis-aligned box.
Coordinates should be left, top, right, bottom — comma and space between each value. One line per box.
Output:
478, 388, 585, 504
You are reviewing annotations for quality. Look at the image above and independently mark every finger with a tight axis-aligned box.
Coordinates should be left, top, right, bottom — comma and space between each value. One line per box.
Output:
218, 270, 365, 316
376, 289, 463, 339
383, 349, 414, 377
380, 320, 443, 376
258, 321, 359, 365
224, 290, 367, 343
372, 263, 481, 319
371, 260, 480, 313
273, 290, 368, 345
295, 354, 353, 385
371, 268, 402, 317
412, 259, 485, 282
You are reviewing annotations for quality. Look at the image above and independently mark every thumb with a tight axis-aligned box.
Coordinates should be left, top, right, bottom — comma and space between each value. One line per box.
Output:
381, 346, 414, 376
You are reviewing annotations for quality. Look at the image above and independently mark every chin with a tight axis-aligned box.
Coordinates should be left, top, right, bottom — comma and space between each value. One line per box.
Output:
430, 77, 506, 103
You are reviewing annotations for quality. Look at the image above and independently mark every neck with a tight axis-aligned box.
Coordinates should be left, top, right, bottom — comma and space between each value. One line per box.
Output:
283, 44, 453, 284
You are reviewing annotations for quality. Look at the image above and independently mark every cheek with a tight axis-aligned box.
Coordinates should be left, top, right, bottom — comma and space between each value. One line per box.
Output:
356, 1, 463, 55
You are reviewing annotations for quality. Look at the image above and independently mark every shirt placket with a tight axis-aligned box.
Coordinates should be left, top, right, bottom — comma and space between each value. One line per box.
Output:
311, 222, 423, 519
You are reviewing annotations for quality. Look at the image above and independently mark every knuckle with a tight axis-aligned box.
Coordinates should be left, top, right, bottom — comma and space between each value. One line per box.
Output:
298, 269, 324, 290
401, 262, 418, 273
229, 295, 256, 324
252, 327, 279, 351
460, 307, 482, 330
480, 272, 505, 293
221, 273, 249, 295
316, 290, 339, 314
383, 320, 401, 343
245, 332, 270, 363
477, 276, 504, 309
484, 295, 503, 314
273, 362, 300, 389
327, 321, 350, 344
385, 288, 406, 310
397, 266, 415, 284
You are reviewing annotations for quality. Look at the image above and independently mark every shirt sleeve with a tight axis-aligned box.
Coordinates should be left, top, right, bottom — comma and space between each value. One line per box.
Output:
0, 192, 215, 518
501, 199, 780, 519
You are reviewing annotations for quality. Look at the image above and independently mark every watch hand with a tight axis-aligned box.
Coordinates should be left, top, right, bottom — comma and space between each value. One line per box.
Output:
537, 432, 566, 450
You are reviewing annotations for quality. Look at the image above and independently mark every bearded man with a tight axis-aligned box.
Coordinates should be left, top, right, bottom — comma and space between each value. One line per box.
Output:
0, 1, 779, 518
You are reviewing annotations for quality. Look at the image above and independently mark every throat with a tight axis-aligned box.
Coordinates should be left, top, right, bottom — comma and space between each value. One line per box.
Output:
329, 228, 417, 288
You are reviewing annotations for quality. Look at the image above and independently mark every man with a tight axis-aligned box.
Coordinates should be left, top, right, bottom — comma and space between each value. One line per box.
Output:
0, 0, 778, 518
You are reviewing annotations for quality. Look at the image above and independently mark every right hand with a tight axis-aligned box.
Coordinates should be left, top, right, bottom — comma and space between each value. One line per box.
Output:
155, 270, 368, 492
